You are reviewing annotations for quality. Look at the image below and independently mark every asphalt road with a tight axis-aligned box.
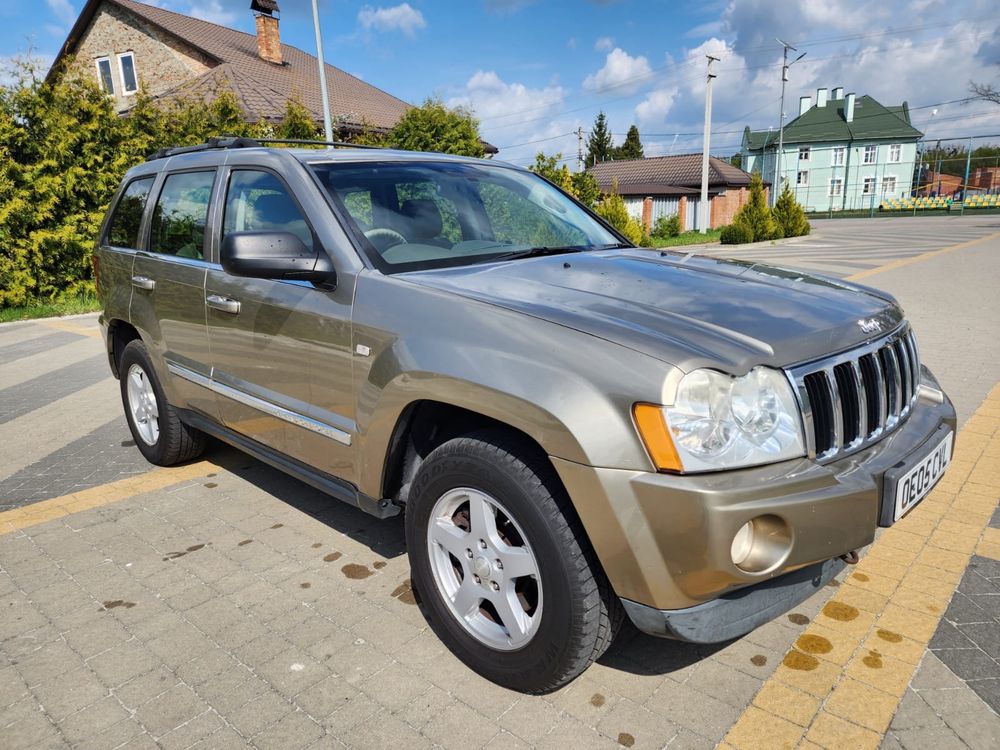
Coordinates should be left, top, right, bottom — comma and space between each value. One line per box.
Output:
0, 214, 998, 750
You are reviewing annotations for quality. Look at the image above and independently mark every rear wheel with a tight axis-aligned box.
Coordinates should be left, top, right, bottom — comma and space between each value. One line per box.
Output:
119, 340, 206, 466
405, 430, 622, 693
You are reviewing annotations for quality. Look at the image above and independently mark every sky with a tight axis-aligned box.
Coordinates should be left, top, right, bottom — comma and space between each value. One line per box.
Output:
3, 0, 999, 167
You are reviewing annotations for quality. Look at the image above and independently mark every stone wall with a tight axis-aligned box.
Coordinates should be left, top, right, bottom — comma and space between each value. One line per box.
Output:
67, 1, 213, 112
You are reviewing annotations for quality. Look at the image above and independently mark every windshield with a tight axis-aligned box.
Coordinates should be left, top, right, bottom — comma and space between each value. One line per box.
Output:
310, 160, 623, 272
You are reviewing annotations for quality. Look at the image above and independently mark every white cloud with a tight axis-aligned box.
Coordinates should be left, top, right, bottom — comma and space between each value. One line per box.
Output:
635, 85, 680, 127
44, 0, 74, 22
448, 70, 579, 165
567, 37, 577, 50
358, 3, 427, 36
594, 36, 614, 51
187, 1, 239, 27
583, 48, 652, 95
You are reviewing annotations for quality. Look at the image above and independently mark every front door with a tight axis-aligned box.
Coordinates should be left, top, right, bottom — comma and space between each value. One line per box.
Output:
130, 169, 218, 419
205, 168, 354, 476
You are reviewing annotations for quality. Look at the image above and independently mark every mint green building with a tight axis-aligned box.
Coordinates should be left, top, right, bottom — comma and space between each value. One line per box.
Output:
741, 87, 923, 212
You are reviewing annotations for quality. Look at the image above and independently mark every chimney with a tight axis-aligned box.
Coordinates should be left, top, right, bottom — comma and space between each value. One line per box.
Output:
816, 87, 828, 108
845, 92, 856, 123
832, 86, 844, 100
251, 0, 282, 65
799, 95, 811, 116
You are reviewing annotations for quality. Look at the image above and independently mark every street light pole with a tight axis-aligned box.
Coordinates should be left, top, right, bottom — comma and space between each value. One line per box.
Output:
699, 55, 719, 234
772, 39, 806, 206
311, 0, 334, 142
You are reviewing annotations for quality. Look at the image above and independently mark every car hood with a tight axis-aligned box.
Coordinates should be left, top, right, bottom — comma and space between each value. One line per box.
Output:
403, 248, 903, 373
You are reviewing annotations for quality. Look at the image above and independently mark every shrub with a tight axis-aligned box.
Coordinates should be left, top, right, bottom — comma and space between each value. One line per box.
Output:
596, 179, 646, 246
772, 183, 811, 238
651, 214, 681, 239
729, 172, 778, 242
720, 220, 754, 245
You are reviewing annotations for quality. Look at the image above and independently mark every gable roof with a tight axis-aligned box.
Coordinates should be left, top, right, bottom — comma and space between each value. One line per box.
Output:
745, 94, 922, 150
48, 0, 411, 132
588, 153, 756, 195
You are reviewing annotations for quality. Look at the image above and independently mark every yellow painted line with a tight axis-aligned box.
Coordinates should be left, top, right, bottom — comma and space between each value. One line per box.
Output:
0, 460, 217, 536
723, 381, 1000, 750
846, 229, 1000, 282
40, 318, 102, 339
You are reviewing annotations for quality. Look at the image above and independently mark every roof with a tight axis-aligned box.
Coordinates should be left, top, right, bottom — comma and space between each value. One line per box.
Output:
587, 154, 755, 194
48, 0, 411, 132
745, 94, 922, 150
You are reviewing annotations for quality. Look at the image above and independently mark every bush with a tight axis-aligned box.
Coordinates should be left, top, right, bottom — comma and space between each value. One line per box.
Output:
720, 220, 754, 245
772, 183, 811, 238
651, 214, 680, 239
728, 172, 778, 243
595, 180, 647, 246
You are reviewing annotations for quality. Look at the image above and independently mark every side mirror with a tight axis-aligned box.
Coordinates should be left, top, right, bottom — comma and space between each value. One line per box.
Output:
220, 232, 335, 286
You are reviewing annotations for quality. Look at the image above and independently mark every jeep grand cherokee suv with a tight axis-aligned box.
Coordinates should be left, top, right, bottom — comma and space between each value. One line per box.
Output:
96, 139, 955, 693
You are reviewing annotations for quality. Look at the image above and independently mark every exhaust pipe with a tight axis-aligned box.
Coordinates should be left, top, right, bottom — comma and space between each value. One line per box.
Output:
840, 550, 859, 565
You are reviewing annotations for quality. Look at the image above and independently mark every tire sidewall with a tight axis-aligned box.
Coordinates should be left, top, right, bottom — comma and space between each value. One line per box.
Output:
119, 341, 169, 465
406, 442, 583, 692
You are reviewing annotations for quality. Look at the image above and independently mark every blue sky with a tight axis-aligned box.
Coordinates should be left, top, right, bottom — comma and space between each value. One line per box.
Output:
4, 0, 999, 166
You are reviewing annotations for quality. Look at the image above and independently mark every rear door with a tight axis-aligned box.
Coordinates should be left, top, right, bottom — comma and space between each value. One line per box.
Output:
205, 166, 354, 475
130, 168, 219, 419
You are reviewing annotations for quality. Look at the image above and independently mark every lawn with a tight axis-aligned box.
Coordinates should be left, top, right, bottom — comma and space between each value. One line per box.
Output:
647, 229, 722, 248
0, 295, 101, 324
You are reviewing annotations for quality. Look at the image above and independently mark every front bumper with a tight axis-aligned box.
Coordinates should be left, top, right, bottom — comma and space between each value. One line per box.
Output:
552, 368, 956, 636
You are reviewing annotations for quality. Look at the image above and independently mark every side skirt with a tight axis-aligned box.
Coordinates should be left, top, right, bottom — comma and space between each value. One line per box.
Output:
178, 409, 401, 520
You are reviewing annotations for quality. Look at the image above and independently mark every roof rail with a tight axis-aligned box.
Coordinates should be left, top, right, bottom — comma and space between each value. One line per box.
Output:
145, 136, 383, 161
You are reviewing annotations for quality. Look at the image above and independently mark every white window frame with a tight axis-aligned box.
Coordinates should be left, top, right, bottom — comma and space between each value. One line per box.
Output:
881, 176, 897, 194
888, 144, 901, 163
94, 56, 115, 94
117, 52, 138, 95
797, 170, 809, 186
798, 146, 810, 161
832, 147, 846, 166
863, 145, 877, 165
862, 177, 876, 194
829, 178, 843, 197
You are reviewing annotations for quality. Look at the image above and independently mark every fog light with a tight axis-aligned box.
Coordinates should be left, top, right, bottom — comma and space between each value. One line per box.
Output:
729, 514, 793, 573
731, 522, 754, 566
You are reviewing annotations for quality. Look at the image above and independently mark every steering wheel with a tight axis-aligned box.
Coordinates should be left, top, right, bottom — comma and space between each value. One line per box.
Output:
364, 228, 407, 253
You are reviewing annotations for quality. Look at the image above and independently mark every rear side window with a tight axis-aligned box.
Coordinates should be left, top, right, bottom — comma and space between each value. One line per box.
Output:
107, 177, 154, 249
223, 170, 314, 252
149, 171, 215, 259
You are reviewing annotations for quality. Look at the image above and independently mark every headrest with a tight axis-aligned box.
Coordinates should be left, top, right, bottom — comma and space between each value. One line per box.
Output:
400, 199, 443, 240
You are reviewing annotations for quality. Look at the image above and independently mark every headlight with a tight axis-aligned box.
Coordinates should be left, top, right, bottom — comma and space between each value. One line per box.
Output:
634, 367, 805, 472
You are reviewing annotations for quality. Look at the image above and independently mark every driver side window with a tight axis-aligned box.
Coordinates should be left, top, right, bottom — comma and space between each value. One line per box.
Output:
223, 170, 314, 252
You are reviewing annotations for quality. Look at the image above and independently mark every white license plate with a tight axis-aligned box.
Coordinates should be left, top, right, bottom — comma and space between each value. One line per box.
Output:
893, 431, 953, 521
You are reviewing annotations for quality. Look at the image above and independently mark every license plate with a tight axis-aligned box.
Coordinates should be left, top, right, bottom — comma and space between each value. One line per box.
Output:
892, 431, 953, 521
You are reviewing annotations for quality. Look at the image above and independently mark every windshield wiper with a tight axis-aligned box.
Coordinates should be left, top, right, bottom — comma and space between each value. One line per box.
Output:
482, 246, 587, 263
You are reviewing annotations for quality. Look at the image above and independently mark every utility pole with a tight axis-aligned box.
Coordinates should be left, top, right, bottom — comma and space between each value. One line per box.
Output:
699, 55, 719, 234
311, 0, 334, 142
961, 136, 973, 213
772, 39, 806, 206
577, 127, 584, 171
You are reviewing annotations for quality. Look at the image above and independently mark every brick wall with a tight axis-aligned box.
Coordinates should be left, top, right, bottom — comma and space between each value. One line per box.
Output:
709, 187, 749, 229
67, 1, 213, 112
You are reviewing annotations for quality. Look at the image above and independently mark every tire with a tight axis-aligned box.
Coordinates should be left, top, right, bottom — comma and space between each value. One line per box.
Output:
405, 430, 623, 693
119, 339, 206, 466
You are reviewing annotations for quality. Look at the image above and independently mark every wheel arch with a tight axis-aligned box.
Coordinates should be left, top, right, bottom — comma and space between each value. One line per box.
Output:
106, 318, 142, 378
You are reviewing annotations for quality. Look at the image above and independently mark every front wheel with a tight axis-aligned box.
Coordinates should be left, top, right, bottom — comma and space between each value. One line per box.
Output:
405, 431, 622, 693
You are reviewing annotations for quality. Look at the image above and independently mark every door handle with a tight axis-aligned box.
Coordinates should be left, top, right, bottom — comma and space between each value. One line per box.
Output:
206, 294, 241, 315
131, 275, 155, 291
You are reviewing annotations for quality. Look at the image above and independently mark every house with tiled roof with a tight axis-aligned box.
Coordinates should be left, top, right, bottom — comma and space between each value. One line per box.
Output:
46, 0, 414, 138
588, 153, 762, 231
741, 87, 923, 212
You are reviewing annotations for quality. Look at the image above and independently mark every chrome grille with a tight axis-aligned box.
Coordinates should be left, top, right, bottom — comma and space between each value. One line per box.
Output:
787, 326, 919, 461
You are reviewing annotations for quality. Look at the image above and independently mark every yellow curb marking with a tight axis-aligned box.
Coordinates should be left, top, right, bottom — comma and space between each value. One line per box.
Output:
846, 229, 1000, 282
0, 460, 217, 536
40, 318, 102, 339
725, 381, 1000, 750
